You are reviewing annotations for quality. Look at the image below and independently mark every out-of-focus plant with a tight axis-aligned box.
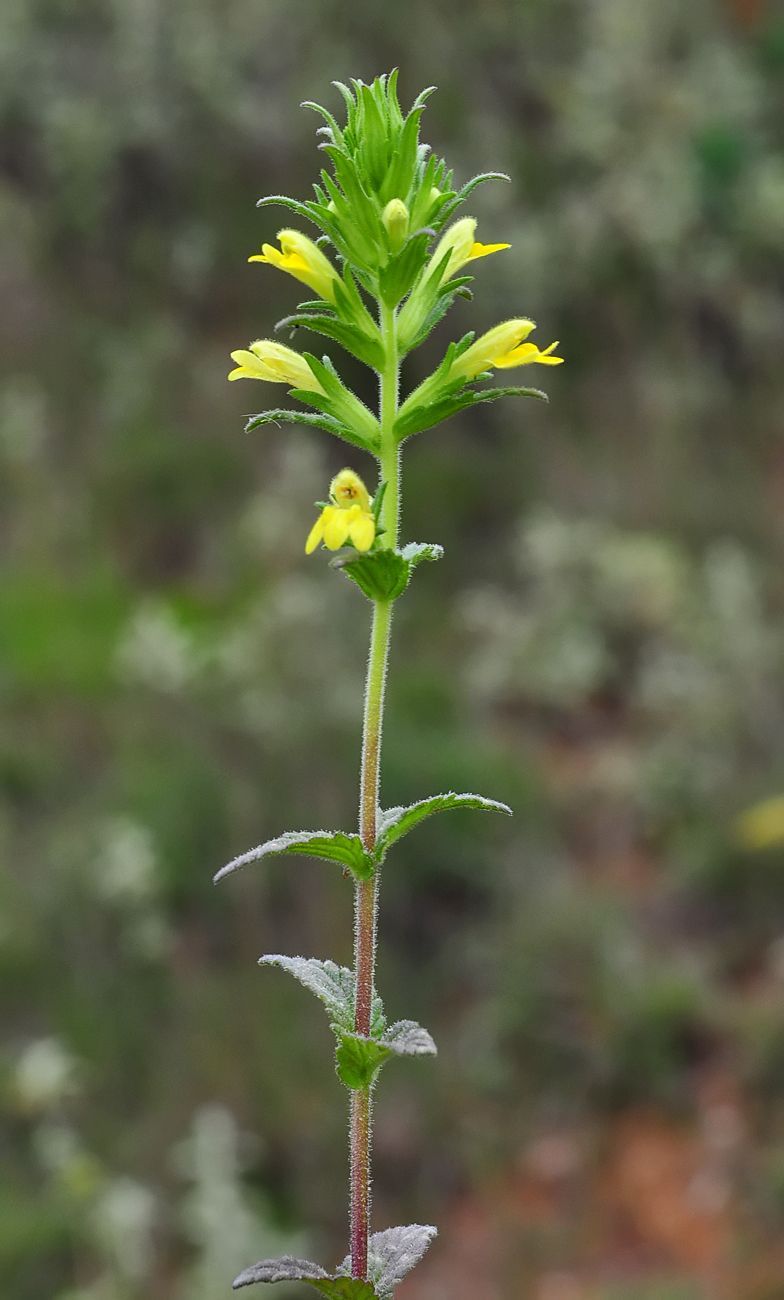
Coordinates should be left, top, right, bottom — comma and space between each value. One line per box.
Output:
215, 74, 561, 1296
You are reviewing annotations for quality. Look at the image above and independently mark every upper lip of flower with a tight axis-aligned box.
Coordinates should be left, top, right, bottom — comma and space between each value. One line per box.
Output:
429, 217, 510, 285
228, 340, 325, 392
249, 229, 339, 303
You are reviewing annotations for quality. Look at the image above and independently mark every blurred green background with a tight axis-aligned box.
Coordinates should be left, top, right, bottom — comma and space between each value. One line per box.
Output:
5, 1, 784, 1297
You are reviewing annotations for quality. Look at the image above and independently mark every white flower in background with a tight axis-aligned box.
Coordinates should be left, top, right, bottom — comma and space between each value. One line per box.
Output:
115, 600, 196, 693
174, 1105, 306, 1300
14, 1036, 80, 1111
93, 1177, 157, 1285
94, 816, 157, 904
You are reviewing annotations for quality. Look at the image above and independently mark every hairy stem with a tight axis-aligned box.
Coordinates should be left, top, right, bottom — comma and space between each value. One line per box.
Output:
350, 301, 399, 1279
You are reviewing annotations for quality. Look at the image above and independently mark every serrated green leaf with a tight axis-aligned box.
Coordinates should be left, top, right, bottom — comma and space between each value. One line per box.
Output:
473, 384, 548, 405
300, 355, 381, 447
374, 792, 512, 861
336, 1033, 392, 1089
275, 313, 385, 371
399, 542, 443, 568
393, 380, 547, 442
337, 1226, 438, 1298
331, 549, 409, 601
259, 956, 386, 1036
244, 408, 359, 445
310, 1280, 378, 1300
214, 830, 374, 884
382, 1020, 437, 1056
232, 1258, 377, 1300
259, 956, 356, 1031
332, 543, 442, 603
336, 1019, 436, 1089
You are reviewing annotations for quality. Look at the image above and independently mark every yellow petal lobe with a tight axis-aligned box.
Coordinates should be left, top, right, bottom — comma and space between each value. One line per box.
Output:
305, 516, 325, 554
467, 241, 510, 261
348, 510, 375, 552
323, 507, 352, 550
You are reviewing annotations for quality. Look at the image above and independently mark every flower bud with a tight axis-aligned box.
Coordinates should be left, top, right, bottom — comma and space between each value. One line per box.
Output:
382, 199, 409, 252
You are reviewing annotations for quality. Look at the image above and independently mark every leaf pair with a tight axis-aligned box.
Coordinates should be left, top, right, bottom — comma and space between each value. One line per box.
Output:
233, 1223, 437, 1296
335, 1021, 436, 1090
214, 791, 512, 885
258, 956, 435, 1089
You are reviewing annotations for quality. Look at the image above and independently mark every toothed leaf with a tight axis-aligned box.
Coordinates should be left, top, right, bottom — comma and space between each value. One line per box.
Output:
244, 408, 366, 448
338, 1226, 438, 1298
332, 543, 442, 602
215, 830, 374, 884
336, 1020, 436, 1090
259, 956, 385, 1036
374, 792, 512, 861
233, 1258, 329, 1289
232, 1258, 376, 1300
336, 1033, 392, 1089
382, 1020, 437, 1056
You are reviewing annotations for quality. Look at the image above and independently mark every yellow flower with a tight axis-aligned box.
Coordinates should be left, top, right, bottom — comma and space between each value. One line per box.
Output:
429, 217, 509, 285
306, 469, 375, 554
450, 319, 563, 381
228, 340, 325, 393
249, 229, 339, 303
736, 795, 784, 850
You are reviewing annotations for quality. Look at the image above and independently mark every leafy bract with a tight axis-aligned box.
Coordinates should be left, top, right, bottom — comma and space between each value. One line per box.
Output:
338, 1226, 438, 1299
336, 1021, 436, 1090
244, 408, 371, 450
394, 382, 547, 443
374, 792, 513, 862
259, 955, 385, 1037
276, 312, 385, 371
232, 1225, 437, 1299
214, 830, 374, 884
232, 1257, 376, 1299
332, 543, 443, 602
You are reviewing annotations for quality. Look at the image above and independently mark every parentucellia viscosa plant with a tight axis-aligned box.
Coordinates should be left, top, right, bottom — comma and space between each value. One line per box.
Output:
217, 72, 562, 1297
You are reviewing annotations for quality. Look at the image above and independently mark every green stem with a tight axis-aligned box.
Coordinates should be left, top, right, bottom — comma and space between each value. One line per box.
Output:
350, 300, 399, 1280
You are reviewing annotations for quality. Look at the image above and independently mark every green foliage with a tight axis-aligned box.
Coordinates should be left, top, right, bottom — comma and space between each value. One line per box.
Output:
215, 830, 375, 884
374, 792, 512, 859
259, 957, 385, 1037
335, 1021, 436, 1090
332, 542, 443, 602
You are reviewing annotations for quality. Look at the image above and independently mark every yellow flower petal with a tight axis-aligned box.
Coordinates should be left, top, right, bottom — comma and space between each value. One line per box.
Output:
450, 320, 537, 381
348, 511, 375, 552
248, 230, 338, 303
323, 507, 352, 550
466, 241, 510, 261
494, 340, 563, 368
305, 515, 325, 554
227, 340, 325, 392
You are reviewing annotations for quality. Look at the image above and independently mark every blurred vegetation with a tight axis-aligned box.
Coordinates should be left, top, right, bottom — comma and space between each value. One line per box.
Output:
4, 0, 784, 1297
